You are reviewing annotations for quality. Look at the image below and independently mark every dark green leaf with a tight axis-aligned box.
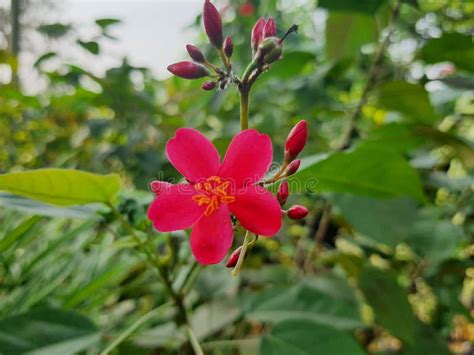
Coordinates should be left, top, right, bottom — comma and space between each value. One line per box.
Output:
33, 52, 56, 68
319, 0, 388, 13
95, 18, 121, 29
38, 23, 71, 38
377, 81, 439, 123
0, 308, 99, 354
358, 266, 416, 344
77, 40, 100, 55
261, 320, 365, 355
404, 322, 450, 355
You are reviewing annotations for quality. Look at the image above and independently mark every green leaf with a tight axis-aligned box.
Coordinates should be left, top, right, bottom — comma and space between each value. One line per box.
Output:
408, 218, 465, 266
244, 277, 362, 330
77, 40, 100, 55
363, 123, 426, 153
293, 144, 425, 201
0, 308, 100, 354
265, 51, 315, 79
358, 266, 416, 344
404, 322, 451, 355
0, 216, 42, 253
419, 33, 474, 73
33, 52, 56, 68
261, 320, 365, 355
319, 0, 388, 13
95, 18, 121, 29
326, 13, 377, 60
38, 23, 71, 38
377, 81, 439, 123
332, 195, 418, 248
0, 169, 121, 206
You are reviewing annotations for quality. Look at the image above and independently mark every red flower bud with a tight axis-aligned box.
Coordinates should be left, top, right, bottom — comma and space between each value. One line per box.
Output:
285, 120, 307, 161
167, 61, 209, 79
263, 18, 277, 39
287, 205, 308, 220
150, 180, 172, 196
286, 159, 301, 176
277, 181, 289, 206
201, 80, 217, 91
251, 17, 265, 53
203, 0, 223, 48
186, 44, 206, 63
226, 246, 242, 268
224, 36, 233, 58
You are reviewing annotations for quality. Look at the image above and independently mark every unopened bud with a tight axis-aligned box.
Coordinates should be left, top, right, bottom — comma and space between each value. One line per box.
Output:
286, 159, 301, 176
251, 17, 265, 54
284, 120, 307, 161
257, 37, 283, 64
226, 246, 242, 268
263, 18, 277, 39
201, 80, 217, 91
186, 44, 205, 63
287, 205, 308, 220
167, 61, 209, 79
203, 0, 223, 48
277, 181, 289, 206
150, 180, 172, 196
224, 36, 233, 58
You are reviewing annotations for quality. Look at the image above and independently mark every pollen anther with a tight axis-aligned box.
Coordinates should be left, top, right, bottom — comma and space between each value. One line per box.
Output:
192, 176, 235, 216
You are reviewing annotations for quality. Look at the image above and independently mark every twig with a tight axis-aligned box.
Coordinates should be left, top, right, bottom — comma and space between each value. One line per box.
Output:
303, 204, 332, 273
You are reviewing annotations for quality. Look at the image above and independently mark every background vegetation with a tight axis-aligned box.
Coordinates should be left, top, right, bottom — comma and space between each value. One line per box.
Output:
0, 0, 473, 354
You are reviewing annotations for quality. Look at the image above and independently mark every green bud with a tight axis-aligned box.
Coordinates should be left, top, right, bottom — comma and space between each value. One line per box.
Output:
256, 37, 282, 64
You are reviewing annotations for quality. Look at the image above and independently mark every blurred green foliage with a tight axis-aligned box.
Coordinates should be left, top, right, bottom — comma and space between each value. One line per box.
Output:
0, 0, 473, 354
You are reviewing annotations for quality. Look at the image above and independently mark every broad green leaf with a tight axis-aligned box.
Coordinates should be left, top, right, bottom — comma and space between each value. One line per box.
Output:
243, 277, 363, 330
332, 195, 418, 248
77, 40, 100, 55
37, 23, 71, 38
363, 123, 426, 153
358, 266, 416, 344
408, 218, 464, 266
319, 0, 388, 13
377, 81, 438, 123
293, 144, 425, 201
95, 18, 121, 29
404, 322, 451, 355
264, 51, 315, 79
326, 13, 377, 60
0, 308, 100, 354
0, 169, 121, 206
419, 33, 474, 73
261, 320, 365, 355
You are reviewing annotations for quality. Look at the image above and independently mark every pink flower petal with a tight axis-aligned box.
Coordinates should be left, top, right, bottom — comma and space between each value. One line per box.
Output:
219, 129, 272, 187
166, 128, 220, 183
148, 184, 204, 231
190, 205, 233, 264
229, 185, 282, 236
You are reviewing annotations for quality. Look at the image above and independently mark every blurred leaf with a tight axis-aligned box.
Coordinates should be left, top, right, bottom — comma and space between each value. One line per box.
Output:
265, 51, 315, 79
244, 277, 363, 330
439, 76, 474, 91
359, 266, 416, 344
419, 33, 474, 72
407, 218, 464, 266
377, 81, 438, 123
34, 52, 56, 68
0, 169, 121, 206
294, 144, 425, 201
326, 13, 377, 60
261, 320, 365, 355
404, 322, 450, 355
0, 308, 99, 354
191, 301, 241, 340
95, 18, 121, 29
332, 195, 418, 248
38, 23, 71, 38
0, 216, 41, 253
319, 0, 388, 13
363, 123, 426, 153
77, 40, 100, 55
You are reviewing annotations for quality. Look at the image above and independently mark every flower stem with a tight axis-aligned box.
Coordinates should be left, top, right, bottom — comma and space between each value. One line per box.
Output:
186, 324, 204, 355
231, 230, 252, 276
240, 88, 249, 130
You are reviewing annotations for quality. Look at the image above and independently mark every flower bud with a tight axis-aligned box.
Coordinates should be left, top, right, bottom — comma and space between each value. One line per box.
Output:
257, 37, 283, 64
167, 61, 209, 79
287, 205, 308, 220
203, 0, 223, 48
186, 44, 205, 63
150, 180, 172, 196
286, 159, 301, 176
226, 246, 242, 268
277, 181, 289, 206
263, 18, 277, 39
224, 36, 233, 58
239, 2, 254, 17
284, 120, 307, 161
251, 17, 265, 53
201, 80, 217, 91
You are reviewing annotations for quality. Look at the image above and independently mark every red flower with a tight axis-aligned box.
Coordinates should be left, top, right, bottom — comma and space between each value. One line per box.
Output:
239, 2, 255, 17
148, 128, 282, 265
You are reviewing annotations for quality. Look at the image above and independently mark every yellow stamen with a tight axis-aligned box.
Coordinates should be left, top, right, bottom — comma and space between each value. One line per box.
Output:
192, 176, 235, 216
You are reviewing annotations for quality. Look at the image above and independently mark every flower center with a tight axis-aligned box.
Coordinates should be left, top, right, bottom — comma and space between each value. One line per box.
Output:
192, 176, 235, 216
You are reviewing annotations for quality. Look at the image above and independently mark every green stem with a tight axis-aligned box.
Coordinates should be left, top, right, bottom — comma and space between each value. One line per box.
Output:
231, 231, 252, 276
186, 324, 204, 355
240, 88, 249, 130
100, 303, 172, 355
